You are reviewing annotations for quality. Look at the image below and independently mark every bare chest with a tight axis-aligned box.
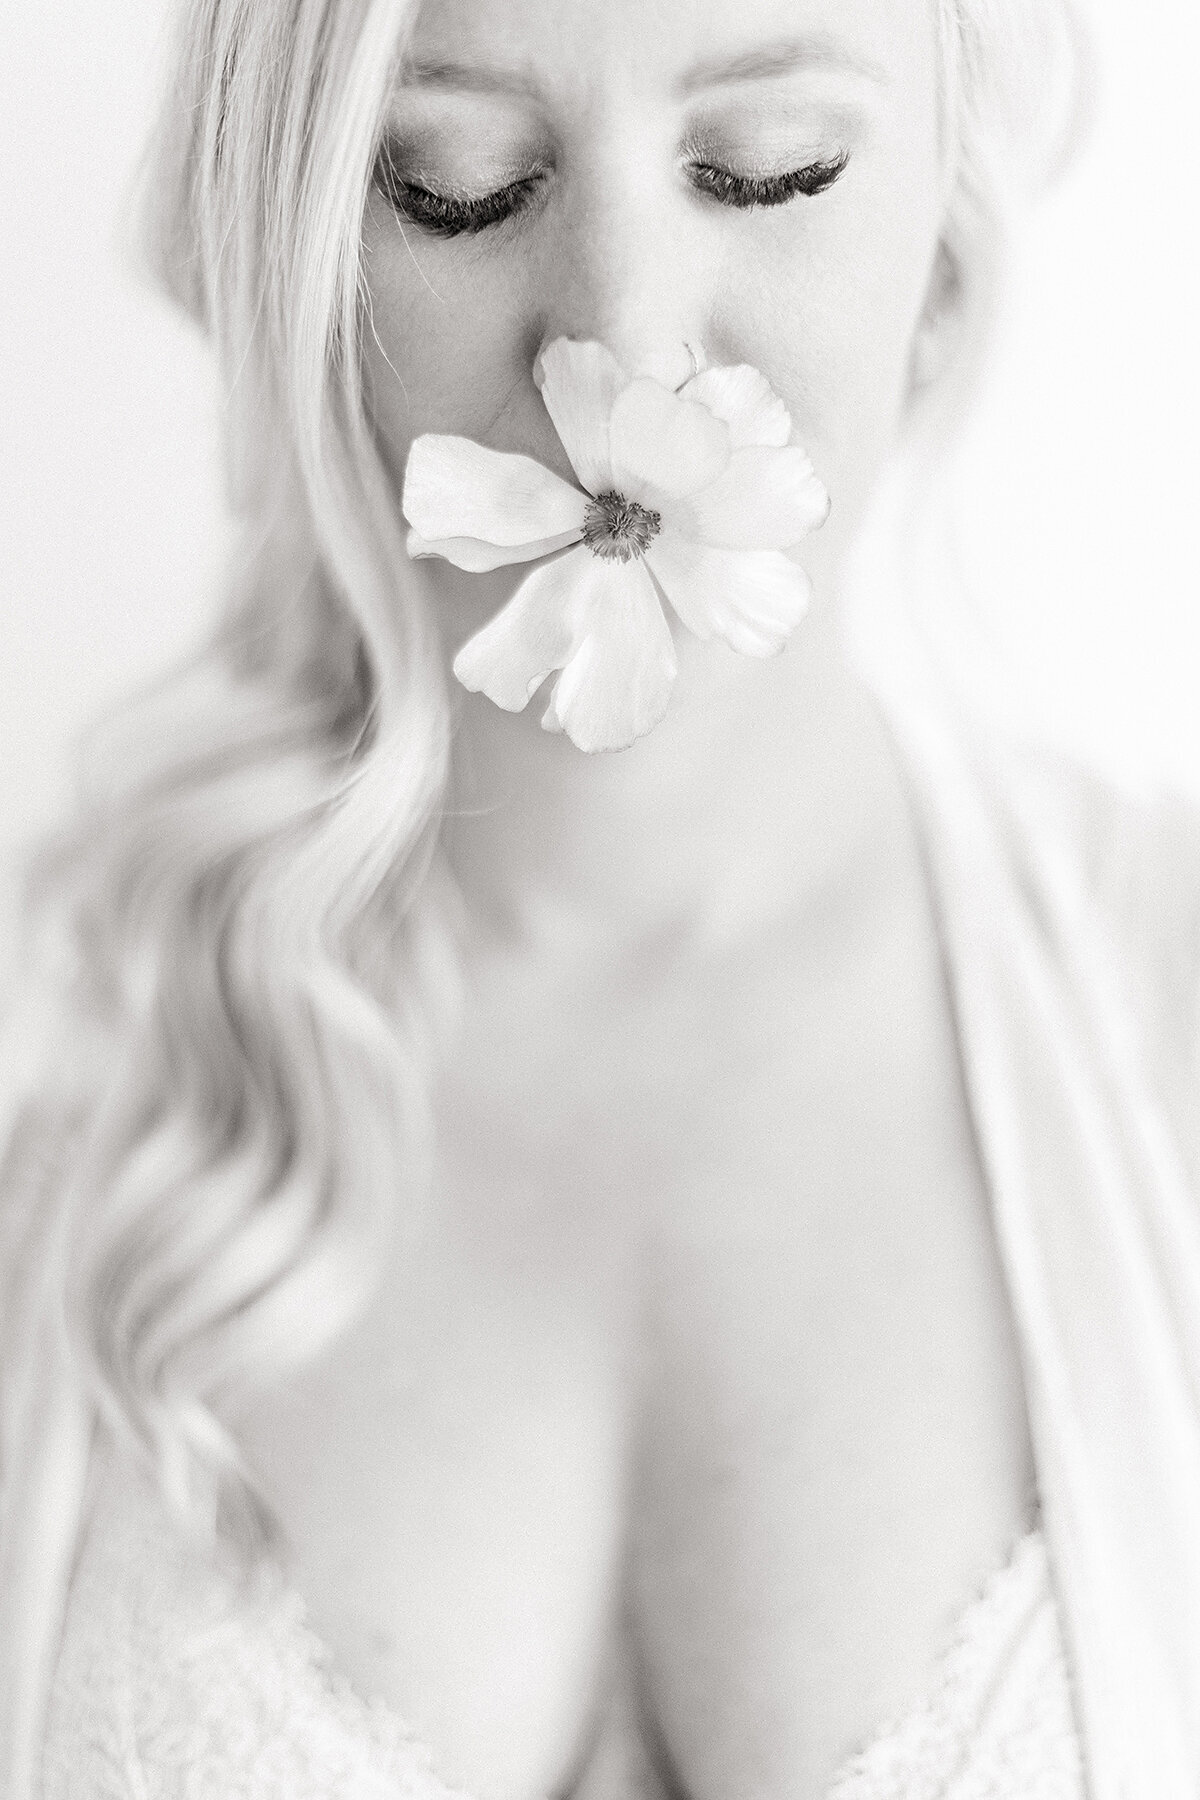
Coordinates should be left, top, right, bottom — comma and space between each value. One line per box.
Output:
232, 918, 1035, 1800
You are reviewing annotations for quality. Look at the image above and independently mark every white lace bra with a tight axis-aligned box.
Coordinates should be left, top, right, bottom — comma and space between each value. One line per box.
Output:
41, 1447, 1086, 1800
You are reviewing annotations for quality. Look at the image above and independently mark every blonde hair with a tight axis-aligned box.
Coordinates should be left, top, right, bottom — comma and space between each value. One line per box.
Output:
0, 0, 1082, 1788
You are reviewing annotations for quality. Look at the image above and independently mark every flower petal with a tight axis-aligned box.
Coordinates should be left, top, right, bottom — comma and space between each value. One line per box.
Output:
403, 434, 588, 546
543, 561, 678, 753
683, 445, 830, 550
645, 535, 812, 656
607, 380, 731, 502
535, 338, 627, 496
406, 527, 582, 572
676, 365, 792, 449
452, 547, 595, 711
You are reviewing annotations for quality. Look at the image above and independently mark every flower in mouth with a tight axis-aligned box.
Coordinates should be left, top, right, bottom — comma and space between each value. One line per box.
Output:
402, 338, 830, 753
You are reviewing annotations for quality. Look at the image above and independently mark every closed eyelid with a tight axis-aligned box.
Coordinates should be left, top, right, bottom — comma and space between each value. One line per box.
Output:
376, 117, 555, 185
382, 79, 556, 168
680, 109, 873, 191
684, 87, 877, 143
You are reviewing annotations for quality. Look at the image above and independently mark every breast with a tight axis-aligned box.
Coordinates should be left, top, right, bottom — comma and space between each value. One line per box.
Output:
227, 858, 1036, 1800
571, 1529, 1085, 1800
228, 1132, 639, 1800
44, 1445, 473, 1800
46, 1444, 1082, 1800
609, 885, 1039, 1800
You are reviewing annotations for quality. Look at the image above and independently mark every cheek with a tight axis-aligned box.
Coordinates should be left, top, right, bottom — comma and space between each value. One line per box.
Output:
362, 202, 559, 488
361, 203, 559, 644
720, 177, 945, 584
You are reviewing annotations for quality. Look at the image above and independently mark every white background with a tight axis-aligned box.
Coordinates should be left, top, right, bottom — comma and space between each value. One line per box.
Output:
2, 0, 1199, 868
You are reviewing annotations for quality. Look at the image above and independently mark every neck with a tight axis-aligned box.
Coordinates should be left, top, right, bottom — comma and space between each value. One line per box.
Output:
442, 596, 906, 968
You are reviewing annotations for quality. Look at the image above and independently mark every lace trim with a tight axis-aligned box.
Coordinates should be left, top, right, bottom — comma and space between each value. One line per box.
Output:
46, 1456, 1084, 1800
43, 1455, 473, 1799
826, 1529, 1085, 1799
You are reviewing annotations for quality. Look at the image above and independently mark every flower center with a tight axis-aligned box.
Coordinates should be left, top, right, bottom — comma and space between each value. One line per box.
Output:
582, 491, 662, 563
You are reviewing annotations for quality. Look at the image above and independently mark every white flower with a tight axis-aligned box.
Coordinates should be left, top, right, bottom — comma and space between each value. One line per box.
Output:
402, 338, 830, 753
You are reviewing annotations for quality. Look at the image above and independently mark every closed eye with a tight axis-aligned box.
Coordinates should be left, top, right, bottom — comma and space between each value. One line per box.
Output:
373, 146, 547, 238
688, 152, 849, 208
371, 145, 849, 240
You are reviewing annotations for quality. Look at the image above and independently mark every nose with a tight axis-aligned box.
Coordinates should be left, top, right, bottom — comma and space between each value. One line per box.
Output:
534, 334, 703, 393
532, 172, 713, 391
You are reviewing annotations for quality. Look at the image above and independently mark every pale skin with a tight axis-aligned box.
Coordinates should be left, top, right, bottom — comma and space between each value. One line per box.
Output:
233, 0, 1037, 1796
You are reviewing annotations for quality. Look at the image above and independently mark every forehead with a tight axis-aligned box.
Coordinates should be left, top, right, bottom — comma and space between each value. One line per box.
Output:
402, 0, 937, 110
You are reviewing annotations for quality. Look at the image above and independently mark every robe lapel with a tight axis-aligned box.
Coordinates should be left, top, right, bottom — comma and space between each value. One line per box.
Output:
864, 633, 1200, 1800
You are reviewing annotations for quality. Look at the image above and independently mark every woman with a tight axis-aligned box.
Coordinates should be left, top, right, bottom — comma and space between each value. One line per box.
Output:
3, 0, 1199, 1795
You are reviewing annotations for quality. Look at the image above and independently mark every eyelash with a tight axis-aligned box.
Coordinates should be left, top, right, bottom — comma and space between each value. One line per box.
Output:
688, 154, 849, 209
373, 151, 849, 240
376, 168, 546, 237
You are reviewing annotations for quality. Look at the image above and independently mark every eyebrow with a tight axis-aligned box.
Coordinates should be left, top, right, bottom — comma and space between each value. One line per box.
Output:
401, 34, 888, 103
400, 57, 542, 102
677, 35, 889, 96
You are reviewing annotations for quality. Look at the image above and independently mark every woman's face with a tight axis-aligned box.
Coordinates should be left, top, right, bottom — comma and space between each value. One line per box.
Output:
362, 0, 945, 656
